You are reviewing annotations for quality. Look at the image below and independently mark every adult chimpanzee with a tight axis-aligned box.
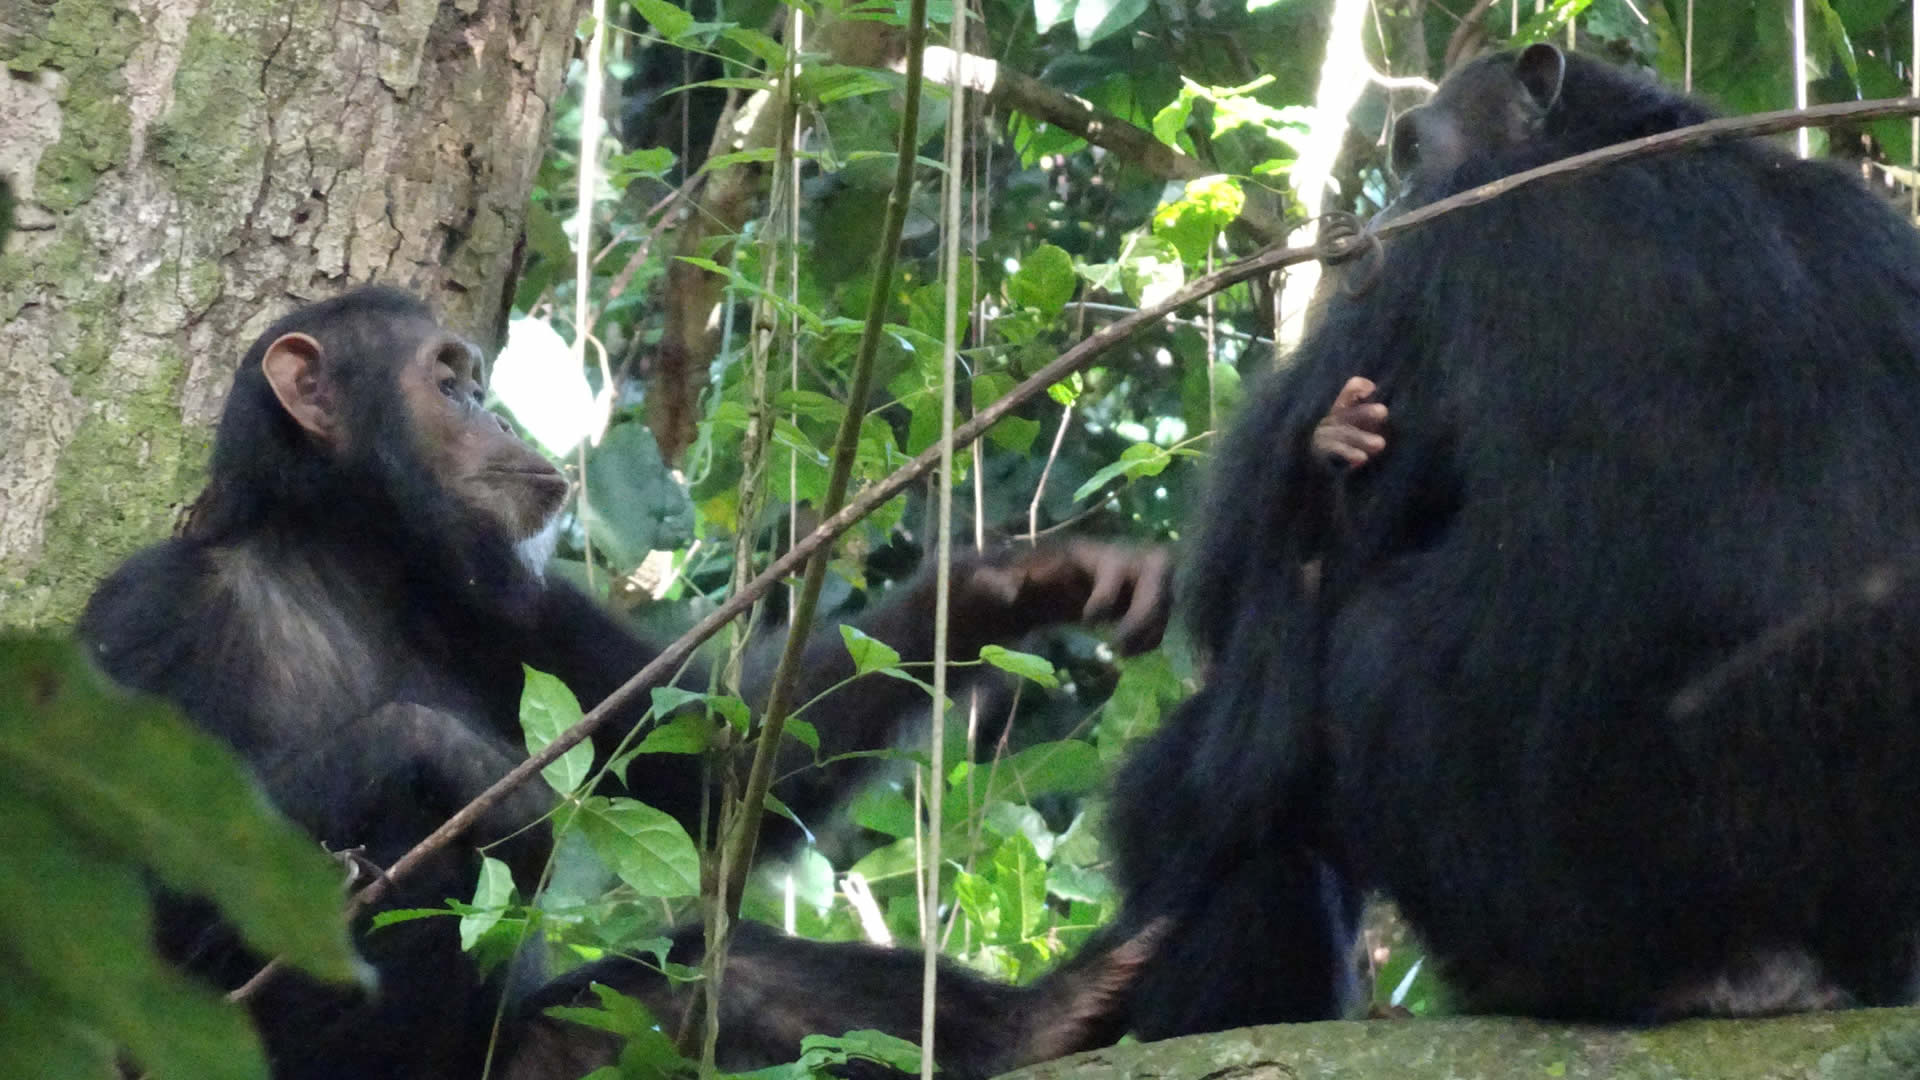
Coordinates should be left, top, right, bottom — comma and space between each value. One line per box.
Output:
1092, 43, 1920, 1040
80, 286, 1170, 1079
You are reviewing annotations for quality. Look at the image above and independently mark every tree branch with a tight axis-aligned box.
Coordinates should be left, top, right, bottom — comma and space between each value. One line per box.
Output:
917, 47, 1289, 244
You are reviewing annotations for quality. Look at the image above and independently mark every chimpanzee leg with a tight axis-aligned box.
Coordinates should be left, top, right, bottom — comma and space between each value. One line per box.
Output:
1118, 849, 1361, 1040
1103, 663, 1364, 1041
505, 920, 1159, 1080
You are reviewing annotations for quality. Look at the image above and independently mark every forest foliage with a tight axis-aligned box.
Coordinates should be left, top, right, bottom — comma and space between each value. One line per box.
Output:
492, 1, 1920, 1059
9, 1, 1920, 1078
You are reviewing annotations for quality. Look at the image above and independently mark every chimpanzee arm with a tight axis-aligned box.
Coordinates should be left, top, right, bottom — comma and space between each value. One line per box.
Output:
745, 542, 1168, 825
522, 542, 1168, 832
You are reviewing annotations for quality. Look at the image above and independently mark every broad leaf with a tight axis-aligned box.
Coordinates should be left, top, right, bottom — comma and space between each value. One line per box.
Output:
840, 624, 903, 675
520, 666, 595, 794
0, 637, 359, 982
459, 857, 515, 951
1006, 243, 1076, 317
979, 644, 1061, 688
577, 796, 700, 898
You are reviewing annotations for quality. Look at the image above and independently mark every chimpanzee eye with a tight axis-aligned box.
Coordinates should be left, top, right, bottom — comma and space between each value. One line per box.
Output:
1391, 124, 1421, 176
439, 376, 459, 399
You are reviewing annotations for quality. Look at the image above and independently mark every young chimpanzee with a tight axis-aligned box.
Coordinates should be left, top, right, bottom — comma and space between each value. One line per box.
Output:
1095, 43, 1920, 1039
80, 287, 1170, 1079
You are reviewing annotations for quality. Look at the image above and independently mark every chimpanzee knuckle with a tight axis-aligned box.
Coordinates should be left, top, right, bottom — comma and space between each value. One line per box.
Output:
961, 562, 1025, 606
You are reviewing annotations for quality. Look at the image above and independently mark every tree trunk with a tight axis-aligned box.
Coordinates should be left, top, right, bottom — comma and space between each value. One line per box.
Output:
0, 0, 585, 628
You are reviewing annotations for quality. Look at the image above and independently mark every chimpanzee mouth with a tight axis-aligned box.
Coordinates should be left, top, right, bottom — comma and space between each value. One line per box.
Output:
488, 465, 567, 483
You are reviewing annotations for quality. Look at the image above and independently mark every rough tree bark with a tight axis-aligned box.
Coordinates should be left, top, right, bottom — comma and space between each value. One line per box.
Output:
0, 0, 586, 628
1005, 1010, 1920, 1080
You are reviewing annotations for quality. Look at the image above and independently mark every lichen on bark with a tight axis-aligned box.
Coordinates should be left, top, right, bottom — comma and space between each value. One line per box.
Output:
0, 0, 585, 628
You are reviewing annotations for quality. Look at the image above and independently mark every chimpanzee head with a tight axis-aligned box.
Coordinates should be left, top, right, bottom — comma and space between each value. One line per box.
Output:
188, 287, 567, 552
1380, 44, 1714, 219
1387, 44, 1567, 210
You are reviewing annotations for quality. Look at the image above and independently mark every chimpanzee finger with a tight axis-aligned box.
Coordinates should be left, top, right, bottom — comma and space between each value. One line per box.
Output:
1332, 375, 1377, 410
1341, 400, 1389, 434
1078, 542, 1129, 621
1114, 547, 1172, 655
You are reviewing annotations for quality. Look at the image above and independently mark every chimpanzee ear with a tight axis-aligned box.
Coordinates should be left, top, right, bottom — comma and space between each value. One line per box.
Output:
260, 332, 338, 440
1515, 43, 1566, 111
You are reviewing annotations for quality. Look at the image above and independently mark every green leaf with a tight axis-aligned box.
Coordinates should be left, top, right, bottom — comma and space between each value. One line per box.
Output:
580, 422, 697, 574
630, 0, 694, 40
800, 1030, 925, 1074
983, 799, 1054, 859
523, 202, 572, 267
979, 645, 1060, 688
950, 740, 1104, 813
520, 666, 595, 793
850, 785, 916, 839
1116, 232, 1185, 307
1048, 862, 1117, 905
797, 65, 900, 104
774, 388, 849, 425
0, 794, 271, 1080
651, 686, 750, 734
722, 26, 788, 65
0, 637, 361, 985
952, 867, 1002, 943
1151, 87, 1198, 151
1073, 0, 1150, 48
1047, 371, 1085, 407
459, 857, 515, 951
1152, 174, 1245, 263
607, 146, 677, 186
840, 624, 904, 675
0, 973, 120, 1080
989, 831, 1048, 939
785, 717, 820, 752
577, 796, 700, 898
1006, 243, 1077, 318
1072, 441, 1174, 502
1095, 649, 1184, 755
1181, 359, 1243, 431
632, 711, 715, 755
1033, 0, 1077, 33
763, 791, 805, 831
681, 76, 778, 95
367, 908, 450, 930
703, 147, 786, 172
543, 983, 688, 1074
972, 372, 1041, 454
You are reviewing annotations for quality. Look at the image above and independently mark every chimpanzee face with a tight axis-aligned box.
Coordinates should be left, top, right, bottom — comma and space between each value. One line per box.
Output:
1387, 44, 1568, 201
259, 317, 569, 543
396, 324, 570, 541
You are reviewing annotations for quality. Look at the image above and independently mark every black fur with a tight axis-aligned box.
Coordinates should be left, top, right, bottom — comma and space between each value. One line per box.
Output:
81, 288, 1155, 1078
1110, 47, 1920, 1034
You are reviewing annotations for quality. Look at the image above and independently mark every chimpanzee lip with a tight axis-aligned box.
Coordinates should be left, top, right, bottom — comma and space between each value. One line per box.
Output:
487, 464, 564, 480
487, 466, 569, 496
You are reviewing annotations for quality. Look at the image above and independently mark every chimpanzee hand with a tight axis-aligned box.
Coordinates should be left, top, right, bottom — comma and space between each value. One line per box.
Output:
1312, 376, 1388, 471
954, 541, 1173, 656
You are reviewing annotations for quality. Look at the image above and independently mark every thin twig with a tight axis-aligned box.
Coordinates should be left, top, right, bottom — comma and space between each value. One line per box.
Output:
1027, 405, 1073, 541
919, 0, 969, 1063
715, 0, 934, 919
